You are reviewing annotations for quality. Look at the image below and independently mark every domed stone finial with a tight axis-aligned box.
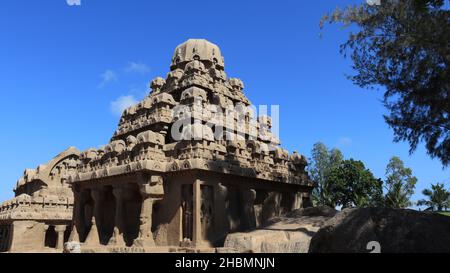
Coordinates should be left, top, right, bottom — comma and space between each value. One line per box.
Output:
171, 39, 224, 70
150, 77, 165, 93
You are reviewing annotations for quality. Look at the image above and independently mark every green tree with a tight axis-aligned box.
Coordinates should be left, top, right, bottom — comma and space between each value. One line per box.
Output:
308, 142, 343, 206
326, 159, 383, 208
383, 156, 417, 208
417, 183, 450, 211
320, 0, 450, 167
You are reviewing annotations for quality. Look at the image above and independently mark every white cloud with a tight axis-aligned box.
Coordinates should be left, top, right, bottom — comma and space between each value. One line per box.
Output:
125, 62, 150, 75
110, 95, 137, 116
98, 70, 118, 88
338, 137, 352, 146
66, 0, 81, 6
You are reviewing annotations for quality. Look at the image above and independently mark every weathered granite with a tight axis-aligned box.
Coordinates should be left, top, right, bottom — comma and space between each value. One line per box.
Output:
309, 207, 450, 253
223, 207, 336, 253
0, 148, 77, 252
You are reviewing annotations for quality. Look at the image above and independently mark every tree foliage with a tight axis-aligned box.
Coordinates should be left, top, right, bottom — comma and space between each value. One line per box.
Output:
326, 159, 383, 208
383, 156, 417, 208
321, 0, 450, 166
308, 142, 383, 208
308, 142, 343, 206
417, 182, 450, 211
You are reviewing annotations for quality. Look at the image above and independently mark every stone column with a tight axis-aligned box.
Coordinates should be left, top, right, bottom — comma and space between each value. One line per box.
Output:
84, 189, 102, 246
133, 194, 155, 247
241, 188, 257, 230
133, 175, 164, 248
261, 191, 281, 223
55, 225, 67, 250
192, 179, 202, 246
68, 188, 81, 242
292, 192, 303, 210
42, 225, 49, 248
216, 183, 229, 236
109, 187, 126, 246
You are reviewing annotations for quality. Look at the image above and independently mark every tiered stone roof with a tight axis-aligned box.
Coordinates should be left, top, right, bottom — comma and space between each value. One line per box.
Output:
70, 39, 311, 186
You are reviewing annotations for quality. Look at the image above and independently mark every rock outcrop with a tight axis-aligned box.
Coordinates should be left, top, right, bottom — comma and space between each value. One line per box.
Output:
223, 206, 337, 253
224, 207, 450, 253
309, 207, 450, 253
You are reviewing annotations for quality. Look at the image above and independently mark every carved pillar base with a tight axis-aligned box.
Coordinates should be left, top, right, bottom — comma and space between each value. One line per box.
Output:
83, 221, 100, 246
108, 227, 126, 246
132, 237, 155, 247
84, 188, 103, 246
68, 225, 80, 242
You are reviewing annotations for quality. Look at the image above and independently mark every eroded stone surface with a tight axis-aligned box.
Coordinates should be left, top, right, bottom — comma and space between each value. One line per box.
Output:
309, 208, 450, 253
224, 207, 336, 253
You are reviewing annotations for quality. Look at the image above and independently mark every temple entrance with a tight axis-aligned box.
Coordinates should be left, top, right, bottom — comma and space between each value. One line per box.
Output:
99, 186, 115, 245
79, 189, 94, 242
123, 187, 142, 247
44, 225, 57, 248
64, 225, 72, 243
181, 184, 193, 242
0, 225, 11, 252
280, 192, 295, 215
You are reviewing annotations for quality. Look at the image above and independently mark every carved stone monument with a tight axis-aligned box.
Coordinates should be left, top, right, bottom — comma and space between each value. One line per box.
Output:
0, 148, 78, 252
0, 39, 314, 253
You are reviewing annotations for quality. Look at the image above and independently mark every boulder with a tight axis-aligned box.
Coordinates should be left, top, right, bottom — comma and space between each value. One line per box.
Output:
309, 207, 450, 253
223, 206, 337, 253
64, 241, 81, 253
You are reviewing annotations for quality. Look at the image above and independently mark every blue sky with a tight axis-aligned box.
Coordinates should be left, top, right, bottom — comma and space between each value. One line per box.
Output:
0, 0, 448, 206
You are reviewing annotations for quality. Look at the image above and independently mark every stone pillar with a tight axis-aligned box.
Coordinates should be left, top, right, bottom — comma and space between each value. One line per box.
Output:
133, 175, 164, 247
241, 188, 257, 230
133, 195, 155, 247
55, 225, 66, 250
261, 191, 281, 223
42, 225, 49, 248
292, 192, 303, 210
109, 187, 126, 246
68, 188, 81, 242
192, 179, 202, 246
84, 189, 102, 246
216, 183, 229, 236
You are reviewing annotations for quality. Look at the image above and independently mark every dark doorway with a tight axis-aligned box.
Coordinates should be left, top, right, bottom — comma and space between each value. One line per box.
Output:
64, 225, 72, 243
44, 225, 57, 248
0, 225, 11, 252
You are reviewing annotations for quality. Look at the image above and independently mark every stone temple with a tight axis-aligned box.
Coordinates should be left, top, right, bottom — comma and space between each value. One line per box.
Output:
0, 39, 314, 252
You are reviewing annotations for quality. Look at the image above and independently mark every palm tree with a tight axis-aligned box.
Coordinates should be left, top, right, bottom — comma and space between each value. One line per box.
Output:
417, 183, 450, 211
